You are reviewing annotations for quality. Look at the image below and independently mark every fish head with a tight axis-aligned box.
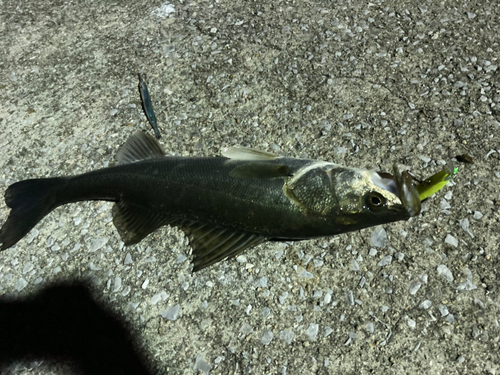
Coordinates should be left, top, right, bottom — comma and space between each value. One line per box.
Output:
329, 164, 421, 230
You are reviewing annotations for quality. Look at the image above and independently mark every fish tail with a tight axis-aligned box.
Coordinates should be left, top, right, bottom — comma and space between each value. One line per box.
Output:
0, 177, 68, 250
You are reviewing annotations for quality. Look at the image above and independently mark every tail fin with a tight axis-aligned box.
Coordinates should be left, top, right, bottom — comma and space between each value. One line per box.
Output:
0, 178, 67, 250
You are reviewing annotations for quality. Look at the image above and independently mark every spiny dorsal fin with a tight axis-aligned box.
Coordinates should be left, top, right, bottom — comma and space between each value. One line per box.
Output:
116, 131, 165, 165
222, 146, 279, 161
176, 220, 266, 271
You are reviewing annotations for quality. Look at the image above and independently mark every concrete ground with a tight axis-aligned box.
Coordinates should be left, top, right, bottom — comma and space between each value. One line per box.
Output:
0, 0, 499, 373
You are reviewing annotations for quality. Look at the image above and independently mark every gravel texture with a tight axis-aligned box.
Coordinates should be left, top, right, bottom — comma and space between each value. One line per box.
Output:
1, 0, 499, 374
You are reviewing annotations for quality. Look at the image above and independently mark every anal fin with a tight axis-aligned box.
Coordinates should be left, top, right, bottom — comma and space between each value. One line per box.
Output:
176, 221, 266, 271
112, 201, 169, 245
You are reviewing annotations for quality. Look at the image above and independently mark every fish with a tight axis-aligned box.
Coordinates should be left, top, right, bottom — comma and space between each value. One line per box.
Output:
138, 73, 161, 139
0, 132, 421, 271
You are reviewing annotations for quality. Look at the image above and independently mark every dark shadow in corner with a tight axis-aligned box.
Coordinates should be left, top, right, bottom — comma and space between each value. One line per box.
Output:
0, 280, 154, 375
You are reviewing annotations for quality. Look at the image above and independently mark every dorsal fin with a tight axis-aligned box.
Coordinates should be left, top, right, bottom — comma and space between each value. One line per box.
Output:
222, 146, 279, 161
116, 131, 165, 165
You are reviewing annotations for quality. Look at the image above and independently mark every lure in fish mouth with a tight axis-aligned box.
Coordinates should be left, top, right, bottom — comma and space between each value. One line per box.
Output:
0, 132, 421, 271
392, 164, 422, 217
370, 165, 421, 219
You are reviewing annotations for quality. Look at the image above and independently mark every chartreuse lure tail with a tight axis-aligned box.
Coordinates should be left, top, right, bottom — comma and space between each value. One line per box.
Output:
415, 163, 458, 201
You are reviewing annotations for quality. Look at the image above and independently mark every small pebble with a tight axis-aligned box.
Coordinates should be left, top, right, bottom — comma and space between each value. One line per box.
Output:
324, 327, 333, 337
299, 269, 313, 278
377, 255, 392, 267
419, 300, 432, 309
15, 277, 28, 291
193, 355, 211, 375
256, 277, 268, 288
161, 304, 180, 320
444, 234, 458, 247
346, 290, 354, 305
370, 227, 387, 248
324, 293, 332, 304
176, 254, 187, 263
261, 331, 274, 345
279, 330, 294, 344
459, 218, 474, 238
306, 323, 319, 341
437, 265, 454, 282
439, 305, 449, 317
26, 229, 39, 244
89, 262, 101, 271
90, 238, 108, 252
456, 268, 477, 291
128, 302, 140, 310
151, 293, 163, 305
124, 253, 133, 265
313, 258, 324, 268
440, 199, 451, 210
351, 259, 360, 271
409, 280, 422, 295
112, 277, 122, 293
23, 262, 34, 274
366, 322, 375, 334
240, 323, 253, 335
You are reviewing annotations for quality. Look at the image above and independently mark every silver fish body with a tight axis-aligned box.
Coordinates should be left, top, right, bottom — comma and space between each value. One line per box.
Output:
0, 132, 420, 271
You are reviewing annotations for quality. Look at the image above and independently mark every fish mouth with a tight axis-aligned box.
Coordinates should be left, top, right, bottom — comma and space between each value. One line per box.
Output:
391, 164, 421, 217
372, 165, 421, 217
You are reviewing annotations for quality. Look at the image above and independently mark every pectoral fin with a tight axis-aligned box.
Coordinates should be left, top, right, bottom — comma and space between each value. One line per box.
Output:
176, 221, 266, 271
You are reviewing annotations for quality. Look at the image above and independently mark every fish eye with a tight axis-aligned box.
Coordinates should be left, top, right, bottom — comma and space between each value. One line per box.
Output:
365, 192, 386, 211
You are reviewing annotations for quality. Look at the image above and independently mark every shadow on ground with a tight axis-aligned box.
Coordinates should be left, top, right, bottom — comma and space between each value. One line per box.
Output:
0, 280, 154, 375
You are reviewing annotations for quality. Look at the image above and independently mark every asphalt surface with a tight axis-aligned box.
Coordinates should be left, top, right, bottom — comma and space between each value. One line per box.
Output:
1, 0, 499, 374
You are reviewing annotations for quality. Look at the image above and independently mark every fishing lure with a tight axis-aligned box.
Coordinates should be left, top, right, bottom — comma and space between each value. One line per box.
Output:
415, 163, 458, 201
138, 73, 161, 139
